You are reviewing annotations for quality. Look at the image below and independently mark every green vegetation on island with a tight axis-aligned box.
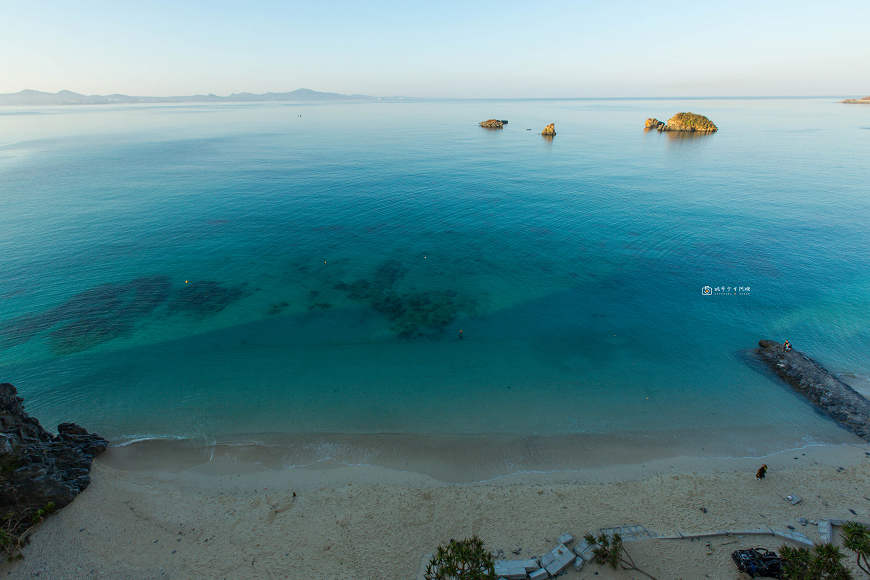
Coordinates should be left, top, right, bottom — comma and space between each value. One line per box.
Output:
645, 112, 718, 132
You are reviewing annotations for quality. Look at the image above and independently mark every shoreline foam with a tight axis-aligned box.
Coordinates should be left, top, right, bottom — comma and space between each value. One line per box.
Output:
97, 423, 863, 484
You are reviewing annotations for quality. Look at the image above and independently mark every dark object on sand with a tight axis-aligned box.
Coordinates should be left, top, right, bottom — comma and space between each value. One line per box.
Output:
756, 464, 767, 479
731, 548, 783, 578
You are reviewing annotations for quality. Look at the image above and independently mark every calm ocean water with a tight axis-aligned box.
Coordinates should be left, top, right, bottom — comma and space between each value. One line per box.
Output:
1, 98, 868, 476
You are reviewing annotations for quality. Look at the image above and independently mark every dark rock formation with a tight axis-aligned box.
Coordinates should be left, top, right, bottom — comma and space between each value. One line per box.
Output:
646, 112, 717, 132
479, 119, 503, 128
541, 123, 556, 136
755, 341, 870, 441
840, 97, 870, 104
1, 383, 107, 515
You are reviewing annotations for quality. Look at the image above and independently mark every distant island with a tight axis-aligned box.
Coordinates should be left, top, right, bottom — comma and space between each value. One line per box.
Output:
840, 96, 870, 104
0, 88, 399, 106
645, 112, 717, 132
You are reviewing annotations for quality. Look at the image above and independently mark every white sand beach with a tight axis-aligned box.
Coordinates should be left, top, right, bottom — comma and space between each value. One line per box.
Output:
3, 442, 870, 580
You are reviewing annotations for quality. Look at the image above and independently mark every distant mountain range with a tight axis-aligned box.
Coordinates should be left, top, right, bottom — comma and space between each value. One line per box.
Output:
0, 88, 395, 106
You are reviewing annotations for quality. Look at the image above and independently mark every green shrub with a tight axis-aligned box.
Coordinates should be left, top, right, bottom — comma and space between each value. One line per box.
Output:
424, 536, 496, 580
780, 543, 852, 580
842, 521, 870, 575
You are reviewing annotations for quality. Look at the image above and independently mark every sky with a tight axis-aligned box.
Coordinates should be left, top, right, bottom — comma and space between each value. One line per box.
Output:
2, 0, 869, 98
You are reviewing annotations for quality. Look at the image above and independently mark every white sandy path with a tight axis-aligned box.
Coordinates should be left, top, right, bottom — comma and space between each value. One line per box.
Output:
3, 444, 870, 580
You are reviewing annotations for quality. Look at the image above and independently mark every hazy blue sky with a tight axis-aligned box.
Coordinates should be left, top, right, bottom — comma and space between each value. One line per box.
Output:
3, 0, 869, 98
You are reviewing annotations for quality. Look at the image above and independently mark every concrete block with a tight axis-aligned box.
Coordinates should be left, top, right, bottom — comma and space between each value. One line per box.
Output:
416, 554, 434, 580
521, 558, 540, 571
529, 568, 548, 580
540, 552, 556, 567
773, 529, 814, 547
494, 560, 527, 580
506, 561, 527, 579
573, 541, 595, 562
572, 556, 584, 572
558, 532, 574, 546
556, 544, 574, 563
544, 544, 574, 576
546, 558, 570, 576
819, 520, 833, 544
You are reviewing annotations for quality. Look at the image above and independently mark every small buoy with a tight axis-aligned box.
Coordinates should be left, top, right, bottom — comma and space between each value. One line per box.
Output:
185, 280, 188, 283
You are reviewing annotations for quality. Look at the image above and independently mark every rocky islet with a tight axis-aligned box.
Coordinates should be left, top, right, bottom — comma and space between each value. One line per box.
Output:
645, 112, 717, 132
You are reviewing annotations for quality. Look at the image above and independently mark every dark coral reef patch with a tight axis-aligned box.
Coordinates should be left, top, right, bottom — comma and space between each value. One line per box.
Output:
334, 259, 476, 338
0, 275, 248, 354
167, 281, 247, 319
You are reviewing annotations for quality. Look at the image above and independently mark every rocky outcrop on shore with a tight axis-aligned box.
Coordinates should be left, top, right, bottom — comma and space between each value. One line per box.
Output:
479, 119, 504, 128
541, 123, 556, 136
645, 112, 717, 132
1, 383, 107, 515
840, 97, 870, 104
755, 341, 870, 441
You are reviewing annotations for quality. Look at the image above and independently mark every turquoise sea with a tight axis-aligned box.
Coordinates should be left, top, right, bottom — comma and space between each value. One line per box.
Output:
1, 98, 868, 480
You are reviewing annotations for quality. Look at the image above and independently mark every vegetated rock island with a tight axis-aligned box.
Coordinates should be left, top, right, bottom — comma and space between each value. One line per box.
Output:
541, 123, 556, 136
754, 340, 870, 441
840, 96, 870, 104
645, 112, 717, 132
1, 382, 107, 551
479, 119, 507, 128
